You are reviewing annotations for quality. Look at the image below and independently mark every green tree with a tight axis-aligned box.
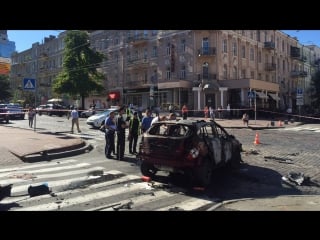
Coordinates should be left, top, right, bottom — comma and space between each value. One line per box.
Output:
310, 70, 320, 112
0, 74, 12, 102
52, 30, 105, 109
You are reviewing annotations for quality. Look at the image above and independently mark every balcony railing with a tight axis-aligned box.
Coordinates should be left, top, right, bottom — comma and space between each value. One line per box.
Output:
197, 73, 217, 81
265, 63, 276, 71
291, 71, 308, 77
198, 47, 216, 56
264, 42, 275, 49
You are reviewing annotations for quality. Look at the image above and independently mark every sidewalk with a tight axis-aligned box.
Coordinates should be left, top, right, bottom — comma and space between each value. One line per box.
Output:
209, 195, 320, 211
0, 126, 92, 164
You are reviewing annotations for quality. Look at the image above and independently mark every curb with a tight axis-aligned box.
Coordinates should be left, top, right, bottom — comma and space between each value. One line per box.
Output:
20, 142, 94, 163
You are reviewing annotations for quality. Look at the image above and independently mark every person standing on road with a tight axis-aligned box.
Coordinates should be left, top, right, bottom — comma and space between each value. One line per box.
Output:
28, 107, 35, 128
116, 106, 127, 161
103, 111, 116, 159
71, 107, 81, 133
141, 109, 153, 133
181, 104, 188, 120
128, 112, 140, 154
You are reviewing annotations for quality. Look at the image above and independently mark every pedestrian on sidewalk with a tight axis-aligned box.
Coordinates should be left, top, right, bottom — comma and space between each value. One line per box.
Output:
70, 107, 81, 133
242, 112, 249, 126
28, 107, 35, 128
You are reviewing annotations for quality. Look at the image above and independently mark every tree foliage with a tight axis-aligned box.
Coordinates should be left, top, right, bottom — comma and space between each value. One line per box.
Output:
310, 70, 320, 111
0, 74, 12, 102
52, 30, 106, 107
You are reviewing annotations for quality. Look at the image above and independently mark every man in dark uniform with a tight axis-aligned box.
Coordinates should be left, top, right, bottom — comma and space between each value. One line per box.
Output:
116, 106, 127, 160
103, 111, 116, 159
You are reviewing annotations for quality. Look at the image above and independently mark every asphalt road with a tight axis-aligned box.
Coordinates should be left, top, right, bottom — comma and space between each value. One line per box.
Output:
1, 115, 320, 211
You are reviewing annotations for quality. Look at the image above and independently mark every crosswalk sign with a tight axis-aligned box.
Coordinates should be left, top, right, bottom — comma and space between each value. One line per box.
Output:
247, 91, 256, 99
23, 78, 36, 91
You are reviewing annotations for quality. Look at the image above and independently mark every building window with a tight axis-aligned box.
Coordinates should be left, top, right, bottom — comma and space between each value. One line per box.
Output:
223, 65, 227, 79
250, 48, 254, 61
258, 73, 262, 80
241, 46, 246, 58
202, 62, 209, 79
232, 42, 237, 56
233, 66, 237, 79
166, 43, 171, 56
258, 51, 261, 63
144, 48, 148, 60
180, 65, 186, 79
241, 69, 246, 78
257, 30, 260, 42
166, 68, 171, 80
250, 71, 254, 79
181, 39, 186, 52
202, 37, 209, 55
152, 46, 157, 57
222, 39, 227, 53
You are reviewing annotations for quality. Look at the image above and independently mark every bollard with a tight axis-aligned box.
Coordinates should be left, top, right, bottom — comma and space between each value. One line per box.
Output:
270, 121, 274, 126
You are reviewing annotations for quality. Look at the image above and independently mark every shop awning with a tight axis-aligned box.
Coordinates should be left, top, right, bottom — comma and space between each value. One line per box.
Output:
268, 93, 280, 101
108, 91, 120, 100
255, 91, 267, 99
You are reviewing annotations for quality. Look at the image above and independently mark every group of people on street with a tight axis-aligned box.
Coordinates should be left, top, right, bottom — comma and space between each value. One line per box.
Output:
102, 106, 180, 161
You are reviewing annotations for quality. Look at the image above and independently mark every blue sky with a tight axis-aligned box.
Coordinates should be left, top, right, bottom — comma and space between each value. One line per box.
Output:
7, 30, 64, 52
281, 30, 320, 45
6, 30, 320, 53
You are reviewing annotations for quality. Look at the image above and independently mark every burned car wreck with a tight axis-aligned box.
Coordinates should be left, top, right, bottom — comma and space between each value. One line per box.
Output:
137, 120, 243, 186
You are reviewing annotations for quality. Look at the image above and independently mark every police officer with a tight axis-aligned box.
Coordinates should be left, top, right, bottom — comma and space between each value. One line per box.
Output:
103, 111, 116, 159
116, 106, 127, 160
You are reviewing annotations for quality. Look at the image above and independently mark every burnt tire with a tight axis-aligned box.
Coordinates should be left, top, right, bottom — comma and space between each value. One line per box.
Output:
140, 161, 157, 177
194, 156, 213, 187
228, 145, 242, 169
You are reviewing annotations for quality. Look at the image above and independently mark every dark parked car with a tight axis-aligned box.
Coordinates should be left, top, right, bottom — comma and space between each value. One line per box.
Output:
137, 119, 242, 186
36, 104, 67, 117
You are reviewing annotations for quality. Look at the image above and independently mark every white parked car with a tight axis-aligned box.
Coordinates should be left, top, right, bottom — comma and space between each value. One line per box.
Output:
86, 108, 119, 128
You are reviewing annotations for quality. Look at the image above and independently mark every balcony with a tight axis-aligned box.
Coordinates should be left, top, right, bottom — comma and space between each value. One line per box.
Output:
265, 63, 276, 71
264, 42, 275, 49
127, 34, 149, 45
196, 73, 217, 84
290, 46, 301, 59
126, 58, 149, 69
291, 71, 308, 78
198, 47, 216, 57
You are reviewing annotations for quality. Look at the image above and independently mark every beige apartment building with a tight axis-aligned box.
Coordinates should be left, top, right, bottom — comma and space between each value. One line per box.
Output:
9, 30, 320, 113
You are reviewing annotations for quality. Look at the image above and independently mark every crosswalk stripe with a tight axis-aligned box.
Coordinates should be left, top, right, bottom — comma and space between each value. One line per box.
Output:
12, 180, 152, 211
283, 126, 320, 132
1, 173, 140, 205
0, 166, 105, 185
156, 198, 213, 211
0, 159, 77, 174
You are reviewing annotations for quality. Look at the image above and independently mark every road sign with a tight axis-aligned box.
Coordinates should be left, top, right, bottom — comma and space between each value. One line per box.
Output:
296, 88, 303, 95
296, 98, 304, 106
248, 91, 256, 99
23, 78, 36, 91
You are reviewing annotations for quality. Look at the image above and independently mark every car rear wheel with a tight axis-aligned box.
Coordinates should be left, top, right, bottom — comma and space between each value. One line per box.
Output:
227, 146, 242, 169
194, 156, 213, 187
141, 161, 157, 177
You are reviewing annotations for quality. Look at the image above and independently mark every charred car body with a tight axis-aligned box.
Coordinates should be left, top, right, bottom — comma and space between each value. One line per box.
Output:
137, 120, 242, 186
